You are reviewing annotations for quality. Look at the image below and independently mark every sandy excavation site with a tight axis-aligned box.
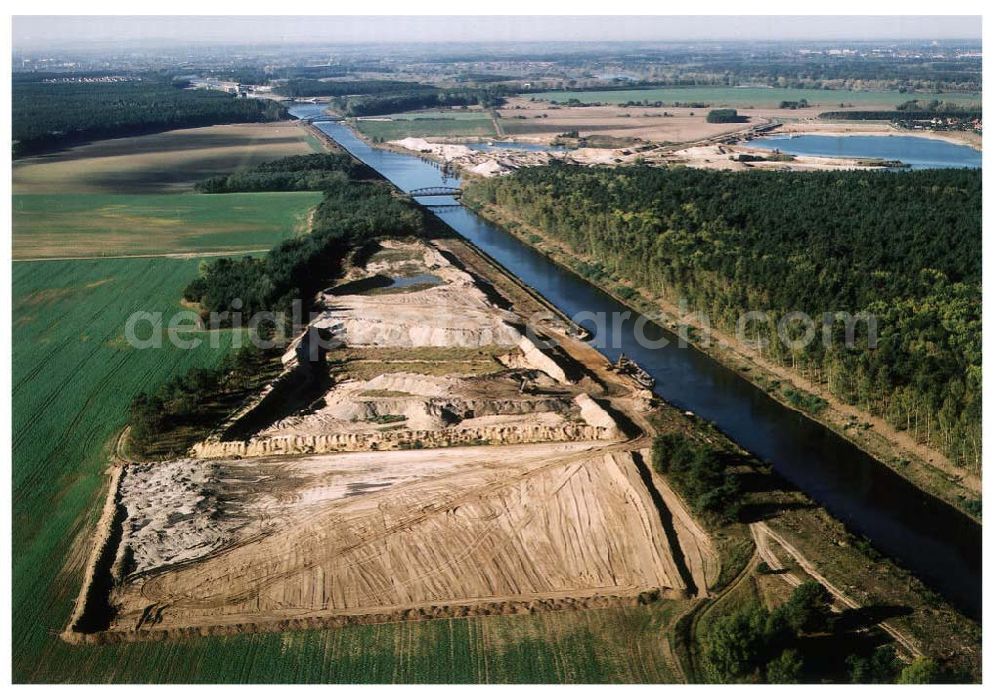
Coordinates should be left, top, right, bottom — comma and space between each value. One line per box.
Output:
384, 98, 979, 176
67, 239, 714, 641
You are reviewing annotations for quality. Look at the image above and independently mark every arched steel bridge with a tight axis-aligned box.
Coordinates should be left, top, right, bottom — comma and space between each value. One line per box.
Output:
409, 186, 462, 198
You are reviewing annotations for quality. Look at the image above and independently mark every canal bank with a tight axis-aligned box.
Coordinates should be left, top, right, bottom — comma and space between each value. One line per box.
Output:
290, 104, 981, 619
464, 197, 981, 517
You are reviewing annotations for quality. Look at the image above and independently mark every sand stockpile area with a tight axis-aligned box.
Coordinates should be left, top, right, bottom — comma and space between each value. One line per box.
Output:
659, 142, 905, 172
258, 372, 616, 438
100, 442, 701, 636
312, 242, 523, 349
391, 138, 478, 161
195, 240, 609, 458
66, 237, 715, 642
497, 98, 763, 143
390, 137, 559, 177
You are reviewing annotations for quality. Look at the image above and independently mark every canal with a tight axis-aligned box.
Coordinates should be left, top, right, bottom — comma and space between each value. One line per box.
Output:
291, 104, 982, 617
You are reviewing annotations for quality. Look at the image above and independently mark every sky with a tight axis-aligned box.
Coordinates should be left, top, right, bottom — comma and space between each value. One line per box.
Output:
12, 15, 982, 50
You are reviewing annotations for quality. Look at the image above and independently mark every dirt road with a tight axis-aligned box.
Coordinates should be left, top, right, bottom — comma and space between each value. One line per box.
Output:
751, 521, 922, 658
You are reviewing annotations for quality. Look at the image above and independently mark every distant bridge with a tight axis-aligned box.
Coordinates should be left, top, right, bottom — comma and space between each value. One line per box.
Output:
409, 187, 462, 198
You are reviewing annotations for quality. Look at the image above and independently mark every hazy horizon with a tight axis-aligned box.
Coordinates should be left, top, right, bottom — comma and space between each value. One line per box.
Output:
13, 15, 982, 51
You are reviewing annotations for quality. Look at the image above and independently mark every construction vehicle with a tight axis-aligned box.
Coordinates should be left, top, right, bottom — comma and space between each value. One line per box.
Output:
613, 354, 655, 389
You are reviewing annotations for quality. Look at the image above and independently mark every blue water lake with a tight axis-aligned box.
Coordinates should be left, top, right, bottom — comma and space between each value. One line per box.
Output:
748, 134, 981, 169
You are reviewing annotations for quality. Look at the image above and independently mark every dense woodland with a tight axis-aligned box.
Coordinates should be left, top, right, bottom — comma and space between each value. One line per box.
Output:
702, 580, 951, 683
706, 109, 748, 123
196, 153, 377, 193
273, 79, 436, 98
641, 58, 981, 91
466, 165, 981, 471
336, 87, 506, 117
11, 74, 288, 156
272, 78, 507, 116
653, 433, 740, 522
819, 109, 981, 121
514, 42, 981, 92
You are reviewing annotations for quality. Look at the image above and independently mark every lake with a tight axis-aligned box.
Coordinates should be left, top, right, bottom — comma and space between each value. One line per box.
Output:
747, 134, 982, 169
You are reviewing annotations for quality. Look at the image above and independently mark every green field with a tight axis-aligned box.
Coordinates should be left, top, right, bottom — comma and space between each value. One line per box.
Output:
525, 86, 983, 108
12, 257, 243, 681
12, 122, 321, 195
12, 192, 322, 259
12, 255, 685, 683
302, 129, 327, 153
354, 112, 496, 140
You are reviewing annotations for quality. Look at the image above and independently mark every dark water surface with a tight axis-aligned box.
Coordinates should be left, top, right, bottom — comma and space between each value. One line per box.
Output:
294, 105, 982, 617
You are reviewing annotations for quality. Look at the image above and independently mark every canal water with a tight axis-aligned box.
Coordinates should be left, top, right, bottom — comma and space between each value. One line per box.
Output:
292, 105, 982, 617
747, 134, 982, 169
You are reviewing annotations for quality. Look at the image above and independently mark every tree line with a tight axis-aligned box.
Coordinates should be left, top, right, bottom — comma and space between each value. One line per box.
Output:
819, 109, 981, 121
706, 109, 748, 123
133, 150, 430, 451
273, 79, 436, 98
819, 98, 980, 122
184, 157, 426, 322
465, 165, 981, 471
128, 345, 274, 458
195, 153, 377, 193
12, 74, 288, 157
652, 433, 740, 522
272, 78, 507, 117
334, 86, 507, 117
703, 580, 951, 683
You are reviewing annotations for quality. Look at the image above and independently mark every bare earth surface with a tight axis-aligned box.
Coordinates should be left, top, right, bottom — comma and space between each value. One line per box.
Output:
110, 444, 687, 633
385, 99, 978, 176
71, 238, 714, 641
496, 97, 766, 142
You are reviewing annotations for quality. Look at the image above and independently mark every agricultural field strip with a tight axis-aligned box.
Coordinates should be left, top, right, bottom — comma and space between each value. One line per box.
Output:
12, 259, 246, 498
12, 258, 254, 683
527, 87, 982, 107
14, 250, 274, 262
12, 122, 320, 195
12, 192, 321, 259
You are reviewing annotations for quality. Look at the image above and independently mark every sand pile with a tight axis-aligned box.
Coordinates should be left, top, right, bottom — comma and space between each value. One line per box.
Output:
108, 443, 701, 635
258, 371, 613, 441
116, 460, 250, 576
392, 138, 474, 161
